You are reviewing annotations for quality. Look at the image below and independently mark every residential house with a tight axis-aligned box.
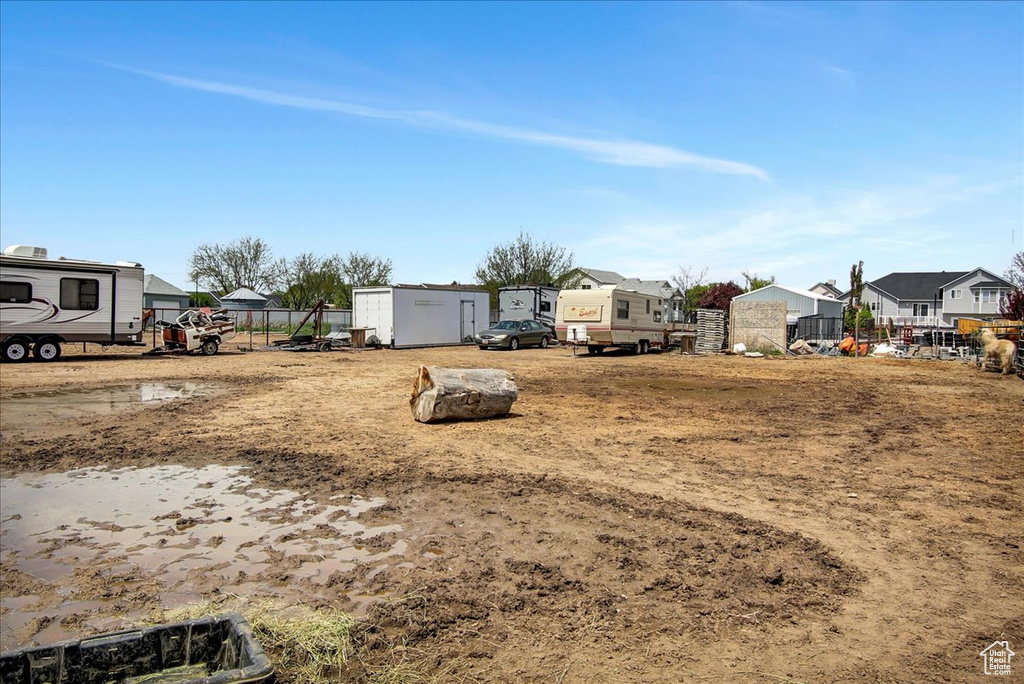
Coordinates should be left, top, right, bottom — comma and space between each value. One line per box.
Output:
845, 268, 1014, 327
143, 275, 190, 311
617, 278, 686, 323
808, 280, 842, 298
574, 268, 625, 290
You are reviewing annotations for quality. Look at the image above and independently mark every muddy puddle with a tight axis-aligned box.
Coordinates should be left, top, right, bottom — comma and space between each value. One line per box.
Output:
0, 465, 405, 649
0, 383, 221, 432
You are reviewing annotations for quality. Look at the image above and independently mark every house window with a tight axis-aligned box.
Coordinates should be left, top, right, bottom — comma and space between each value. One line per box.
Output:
653, 311, 662, 323
913, 303, 929, 317
870, 302, 877, 311
1, 282, 32, 303
949, 289, 962, 300
60, 278, 99, 310
581, 284, 592, 290
540, 300, 551, 313
616, 300, 629, 319
981, 289, 999, 304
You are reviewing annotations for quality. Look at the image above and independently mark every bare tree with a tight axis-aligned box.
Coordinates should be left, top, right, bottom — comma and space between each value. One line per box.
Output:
849, 261, 865, 306
672, 265, 709, 315
1005, 251, 1024, 290
338, 252, 393, 308
188, 236, 286, 294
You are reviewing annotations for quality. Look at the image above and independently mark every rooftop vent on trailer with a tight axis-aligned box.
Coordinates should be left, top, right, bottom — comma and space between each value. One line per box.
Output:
3, 245, 49, 259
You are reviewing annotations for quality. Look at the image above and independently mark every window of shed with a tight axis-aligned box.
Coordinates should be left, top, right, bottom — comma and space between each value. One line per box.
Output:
1, 282, 32, 303
616, 300, 629, 319
60, 278, 99, 310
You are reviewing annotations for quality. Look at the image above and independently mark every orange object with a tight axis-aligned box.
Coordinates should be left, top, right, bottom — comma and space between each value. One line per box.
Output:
839, 336, 856, 353
858, 343, 869, 356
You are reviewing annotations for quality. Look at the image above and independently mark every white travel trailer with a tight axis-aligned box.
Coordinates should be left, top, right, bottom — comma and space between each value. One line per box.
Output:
555, 286, 668, 354
352, 285, 491, 349
0, 245, 146, 362
497, 285, 559, 326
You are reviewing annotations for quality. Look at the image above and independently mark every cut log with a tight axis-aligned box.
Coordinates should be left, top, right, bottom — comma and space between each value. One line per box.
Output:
410, 366, 518, 423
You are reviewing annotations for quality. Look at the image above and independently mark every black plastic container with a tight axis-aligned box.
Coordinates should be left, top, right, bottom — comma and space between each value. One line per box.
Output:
0, 614, 273, 684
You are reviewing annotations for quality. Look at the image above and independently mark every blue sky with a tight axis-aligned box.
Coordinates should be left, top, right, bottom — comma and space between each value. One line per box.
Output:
2, 1, 1021, 292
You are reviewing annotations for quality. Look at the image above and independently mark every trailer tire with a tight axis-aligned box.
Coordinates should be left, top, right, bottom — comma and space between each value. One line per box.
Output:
509, 337, 520, 351
33, 338, 62, 362
540, 336, 549, 349
588, 345, 603, 355
201, 339, 219, 356
318, 342, 332, 352
2, 337, 31, 363
639, 340, 649, 354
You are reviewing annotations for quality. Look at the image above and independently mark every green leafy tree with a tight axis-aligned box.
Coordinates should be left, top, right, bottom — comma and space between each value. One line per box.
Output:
849, 260, 865, 307
475, 231, 580, 306
281, 253, 346, 310
188, 236, 286, 294
188, 292, 218, 308
741, 271, 775, 292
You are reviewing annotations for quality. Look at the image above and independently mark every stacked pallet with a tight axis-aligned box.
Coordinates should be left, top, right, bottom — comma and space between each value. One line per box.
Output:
696, 309, 726, 354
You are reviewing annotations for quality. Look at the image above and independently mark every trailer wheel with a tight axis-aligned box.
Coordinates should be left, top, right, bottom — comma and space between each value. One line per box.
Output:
587, 345, 603, 355
509, 337, 520, 351
318, 341, 332, 352
33, 339, 62, 362
2, 337, 31, 363
201, 339, 219, 356
540, 336, 549, 349
639, 340, 649, 354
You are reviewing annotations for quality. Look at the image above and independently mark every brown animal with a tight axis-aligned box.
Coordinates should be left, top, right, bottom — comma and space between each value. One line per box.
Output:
979, 329, 1017, 376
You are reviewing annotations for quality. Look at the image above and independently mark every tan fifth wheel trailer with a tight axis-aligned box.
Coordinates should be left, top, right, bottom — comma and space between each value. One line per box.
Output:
555, 287, 668, 354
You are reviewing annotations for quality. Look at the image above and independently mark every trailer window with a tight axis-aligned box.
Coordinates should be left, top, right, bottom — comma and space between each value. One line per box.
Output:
60, 278, 99, 310
540, 300, 551, 313
1, 282, 32, 303
616, 300, 629, 319
646, 299, 650, 314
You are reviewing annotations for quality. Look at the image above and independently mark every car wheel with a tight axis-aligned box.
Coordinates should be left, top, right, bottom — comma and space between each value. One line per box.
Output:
33, 338, 62, 362
478, 345, 488, 350
540, 336, 549, 349
509, 337, 520, 351
2, 337, 31, 362
201, 339, 219, 356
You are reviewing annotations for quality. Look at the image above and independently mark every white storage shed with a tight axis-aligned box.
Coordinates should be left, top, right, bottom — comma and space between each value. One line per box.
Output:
352, 285, 490, 348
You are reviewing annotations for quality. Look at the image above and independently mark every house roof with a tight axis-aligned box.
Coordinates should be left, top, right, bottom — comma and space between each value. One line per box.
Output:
736, 284, 841, 302
975, 280, 1007, 288
810, 281, 842, 297
222, 287, 267, 301
579, 267, 625, 284
865, 271, 968, 301
616, 278, 681, 298
143, 274, 189, 298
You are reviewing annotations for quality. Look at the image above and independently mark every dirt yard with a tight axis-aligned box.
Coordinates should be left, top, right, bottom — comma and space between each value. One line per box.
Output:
1, 340, 1022, 683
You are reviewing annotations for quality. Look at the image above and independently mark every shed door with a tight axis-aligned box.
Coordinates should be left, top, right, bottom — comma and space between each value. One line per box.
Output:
461, 300, 475, 342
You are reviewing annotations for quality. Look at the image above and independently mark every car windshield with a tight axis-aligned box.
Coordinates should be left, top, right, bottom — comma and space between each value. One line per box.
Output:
492, 321, 520, 330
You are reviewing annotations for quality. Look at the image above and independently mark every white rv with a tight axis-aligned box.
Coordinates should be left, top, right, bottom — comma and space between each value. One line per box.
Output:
0, 245, 146, 362
497, 285, 558, 326
555, 286, 668, 354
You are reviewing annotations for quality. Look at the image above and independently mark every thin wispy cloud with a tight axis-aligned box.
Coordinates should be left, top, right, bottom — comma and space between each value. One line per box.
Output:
110, 64, 770, 181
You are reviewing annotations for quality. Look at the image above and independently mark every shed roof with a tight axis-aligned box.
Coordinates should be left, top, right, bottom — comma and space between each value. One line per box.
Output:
735, 284, 840, 302
144, 274, 189, 297
222, 287, 267, 301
